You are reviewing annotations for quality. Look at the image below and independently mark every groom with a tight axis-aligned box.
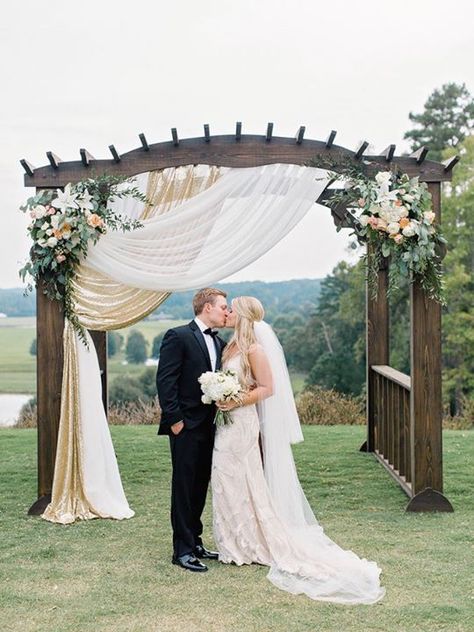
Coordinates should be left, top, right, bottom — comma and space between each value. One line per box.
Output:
156, 288, 228, 572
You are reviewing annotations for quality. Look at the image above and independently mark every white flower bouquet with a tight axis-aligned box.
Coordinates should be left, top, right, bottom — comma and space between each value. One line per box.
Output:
198, 369, 244, 427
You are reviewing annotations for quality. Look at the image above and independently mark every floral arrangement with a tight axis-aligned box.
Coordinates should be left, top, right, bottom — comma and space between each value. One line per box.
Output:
198, 369, 244, 427
19, 175, 146, 341
327, 168, 447, 303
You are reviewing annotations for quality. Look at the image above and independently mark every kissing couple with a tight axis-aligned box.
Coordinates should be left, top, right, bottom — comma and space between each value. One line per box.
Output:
156, 288, 385, 604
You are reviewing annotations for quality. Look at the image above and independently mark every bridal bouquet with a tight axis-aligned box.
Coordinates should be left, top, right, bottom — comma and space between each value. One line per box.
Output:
198, 369, 244, 427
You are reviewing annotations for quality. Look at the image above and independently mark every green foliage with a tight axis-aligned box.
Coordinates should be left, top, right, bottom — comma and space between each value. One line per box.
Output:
441, 136, 474, 414
107, 330, 123, 358
108, 375, 144, 405
125, 330, 148, 364
29, 337, 37, 356
296, 386, 365, 425
151, 332, 164, 359
404, 82, 474, 161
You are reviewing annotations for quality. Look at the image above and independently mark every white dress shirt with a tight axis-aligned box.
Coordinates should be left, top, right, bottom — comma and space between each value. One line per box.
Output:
194, 317, 217, 371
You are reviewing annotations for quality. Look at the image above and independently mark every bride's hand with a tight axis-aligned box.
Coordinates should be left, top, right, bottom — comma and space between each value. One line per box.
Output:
216, 399, 240, 412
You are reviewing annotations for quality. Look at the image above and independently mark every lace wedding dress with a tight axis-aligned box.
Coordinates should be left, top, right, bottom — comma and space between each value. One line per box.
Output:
211, 351, 385, 605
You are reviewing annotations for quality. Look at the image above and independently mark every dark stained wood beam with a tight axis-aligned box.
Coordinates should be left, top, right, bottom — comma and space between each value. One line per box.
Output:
326, 130, 337, 148
295, 126, 305, 145
411, 146, 428, 164
266, 122, 273, 142
108, 145, 121, 163
203, 124, 210, 142
355, 140, 369, 160
442, 155, 460, 172
139, 133, 149, 151
171, 128, 179, 146
80, 148, 95, 167
383, 144, 396, 162
46, 152, 61, 170
235, 122, 242, 141
20, 159, 35, 177
23, 135, 455, 187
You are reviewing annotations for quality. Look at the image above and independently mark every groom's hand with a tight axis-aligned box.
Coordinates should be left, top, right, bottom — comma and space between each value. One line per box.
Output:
171, 420, 184, 435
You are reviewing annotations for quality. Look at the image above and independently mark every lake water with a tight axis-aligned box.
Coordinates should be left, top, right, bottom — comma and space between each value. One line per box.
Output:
0, 394, 32, 427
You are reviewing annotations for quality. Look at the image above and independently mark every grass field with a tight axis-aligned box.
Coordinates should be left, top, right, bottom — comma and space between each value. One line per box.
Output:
0, 317, 307, 395
0, 425, 472, 632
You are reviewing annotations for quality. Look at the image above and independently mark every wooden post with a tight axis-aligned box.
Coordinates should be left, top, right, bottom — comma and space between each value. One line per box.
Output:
89, 330, 108, 413
407, 182, 453, 511
363, 249, 389, 452
28, 280, 64, 514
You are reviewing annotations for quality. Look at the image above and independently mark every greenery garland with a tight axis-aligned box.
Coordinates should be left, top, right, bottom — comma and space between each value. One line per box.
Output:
19, 175, 146, 344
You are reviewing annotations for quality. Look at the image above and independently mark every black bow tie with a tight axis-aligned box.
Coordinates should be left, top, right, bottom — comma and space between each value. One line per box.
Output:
203, 328, 218, 338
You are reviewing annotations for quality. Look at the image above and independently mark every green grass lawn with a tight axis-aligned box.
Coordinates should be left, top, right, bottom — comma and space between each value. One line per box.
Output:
0, 425, 472, 632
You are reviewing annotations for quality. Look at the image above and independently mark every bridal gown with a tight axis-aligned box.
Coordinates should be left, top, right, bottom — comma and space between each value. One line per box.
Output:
211, 353, 385, 605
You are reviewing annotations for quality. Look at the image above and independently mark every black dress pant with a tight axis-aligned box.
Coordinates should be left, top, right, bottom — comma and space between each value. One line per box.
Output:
169, 422, 214, 558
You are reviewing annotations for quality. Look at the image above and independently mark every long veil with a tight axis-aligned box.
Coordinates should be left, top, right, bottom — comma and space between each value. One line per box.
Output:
253, 320, 385, 604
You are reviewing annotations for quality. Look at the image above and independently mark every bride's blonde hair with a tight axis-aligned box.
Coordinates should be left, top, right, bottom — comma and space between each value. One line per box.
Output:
223, 296, 265, 387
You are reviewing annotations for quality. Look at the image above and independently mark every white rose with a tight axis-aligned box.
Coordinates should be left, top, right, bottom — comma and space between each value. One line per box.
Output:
34, 205, 47, 219
375, 171, 392, 186
423, 211, 436, 224
359, 214, 370, 226
46, 237, 58, 248
201, 395, 213, 404
398, 207, 409, 218
41, 221, 49, 231
387, 222, 400, 235
402, 223, 416, 237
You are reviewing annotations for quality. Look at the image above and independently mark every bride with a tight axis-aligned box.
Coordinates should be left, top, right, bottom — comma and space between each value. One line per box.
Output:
211, 296, 385, 605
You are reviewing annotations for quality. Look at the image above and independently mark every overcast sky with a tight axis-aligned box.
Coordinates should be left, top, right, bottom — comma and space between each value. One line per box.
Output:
1, 0, 472, 288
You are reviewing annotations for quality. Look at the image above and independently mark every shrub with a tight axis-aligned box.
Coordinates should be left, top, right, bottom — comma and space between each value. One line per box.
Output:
16, 396, 37, 428
108, 399, 161, 425
109, 375, 146, 405
125, 330, 148, 364
296, 386, 365, 426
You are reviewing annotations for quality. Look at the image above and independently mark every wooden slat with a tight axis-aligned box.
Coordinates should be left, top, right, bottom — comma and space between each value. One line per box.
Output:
295, 126, 305, 144
235, 122, 242, 141
108, 145, 121, 163
383, 144, 396, 162
171, 128, 179, 146
442, 155, 460, 172
266, 122, 273, 142
46, 152, 61, 169
80, 148, 94, 167
374, 451, 412, 498
139, 133, 149, 151
326, 130, 337, 148
20, 159, 35, 177
355, 140, 369, 160
203, 124, 210, 143
371, 365, 411, 390
411, 146, 428, 164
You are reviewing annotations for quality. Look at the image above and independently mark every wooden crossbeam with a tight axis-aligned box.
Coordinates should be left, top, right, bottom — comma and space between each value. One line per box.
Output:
295, 126, 305, 144
203, 124, 210, 142
171, 128, 179, 146
354, 140, 369, 160
266, 122, 273, 142
326, 130, 337, 148
20, 159, 35, 177
383, 144, 396, 162
235, 121, 242, 141
139, 133, 149, 151
411, 146, 428, 164
46, 151, 61, 169
108, 145, 121, 163
80, 148, 95, 167
442, 155, 460, 172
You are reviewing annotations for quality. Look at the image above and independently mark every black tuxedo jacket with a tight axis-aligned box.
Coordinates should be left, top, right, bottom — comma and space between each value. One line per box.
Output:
156, 320, 226, 435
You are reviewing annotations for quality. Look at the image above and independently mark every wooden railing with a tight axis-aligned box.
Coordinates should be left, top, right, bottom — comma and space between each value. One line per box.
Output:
370, 365, 412, 497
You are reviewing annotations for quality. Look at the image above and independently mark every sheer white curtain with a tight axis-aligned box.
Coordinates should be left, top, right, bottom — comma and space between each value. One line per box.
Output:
43, 163, 331, 524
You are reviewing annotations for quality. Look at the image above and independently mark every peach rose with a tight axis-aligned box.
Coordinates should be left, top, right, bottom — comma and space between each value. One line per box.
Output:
399, 217, 410, 229
53, 228, 63, 239
87, 213, 104, 228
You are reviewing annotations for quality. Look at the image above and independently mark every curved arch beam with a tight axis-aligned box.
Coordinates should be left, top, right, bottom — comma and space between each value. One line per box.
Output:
23, 134, 453, 188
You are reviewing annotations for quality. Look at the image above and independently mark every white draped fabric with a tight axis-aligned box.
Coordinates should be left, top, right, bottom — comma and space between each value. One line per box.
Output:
43, 163, 331, 524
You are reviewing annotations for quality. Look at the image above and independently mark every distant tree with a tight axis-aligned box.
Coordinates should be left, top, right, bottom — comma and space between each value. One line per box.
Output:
138, 367, 158, 399
29, 337, 37, 356
125, 330, 148, 364
109, 375, 144, 405
107, 331, 123, 358
404, 83, 474, 161
151, 332, 165, 359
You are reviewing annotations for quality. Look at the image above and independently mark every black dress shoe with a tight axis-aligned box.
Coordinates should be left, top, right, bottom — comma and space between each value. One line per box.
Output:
194, 545, 219, 560
172, 554, 208, 572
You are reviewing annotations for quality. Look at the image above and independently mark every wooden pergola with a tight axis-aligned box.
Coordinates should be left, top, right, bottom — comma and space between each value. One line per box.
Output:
22, 123, 458, 515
